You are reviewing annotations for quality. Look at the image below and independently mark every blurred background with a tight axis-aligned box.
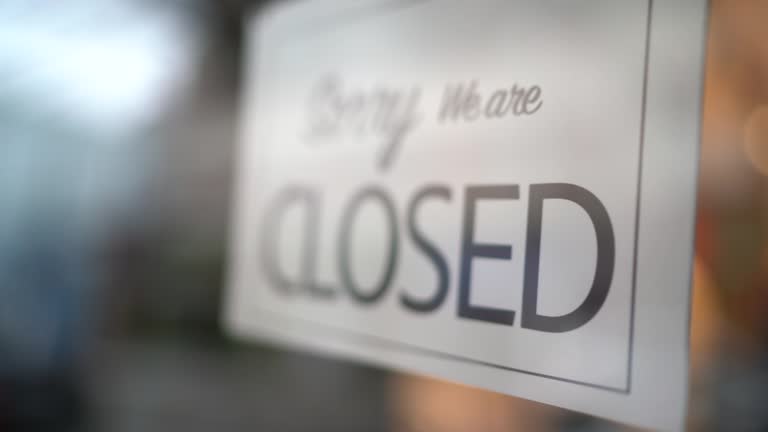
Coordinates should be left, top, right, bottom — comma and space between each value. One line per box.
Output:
0, 0, 767, 430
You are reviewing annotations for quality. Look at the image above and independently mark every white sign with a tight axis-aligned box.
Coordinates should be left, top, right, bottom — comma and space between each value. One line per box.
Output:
226, 1, 708, 430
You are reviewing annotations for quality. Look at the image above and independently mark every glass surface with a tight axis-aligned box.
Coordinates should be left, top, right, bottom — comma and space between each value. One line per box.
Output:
0, 0, 766, 430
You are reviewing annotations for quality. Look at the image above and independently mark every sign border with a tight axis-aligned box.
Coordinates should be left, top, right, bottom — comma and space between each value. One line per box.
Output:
236, 0, 653, 395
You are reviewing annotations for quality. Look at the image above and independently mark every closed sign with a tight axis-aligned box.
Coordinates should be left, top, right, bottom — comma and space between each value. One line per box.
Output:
226, 1, 708, 430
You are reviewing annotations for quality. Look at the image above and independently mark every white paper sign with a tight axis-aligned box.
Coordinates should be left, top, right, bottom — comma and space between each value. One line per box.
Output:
226, 1, 708, 430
